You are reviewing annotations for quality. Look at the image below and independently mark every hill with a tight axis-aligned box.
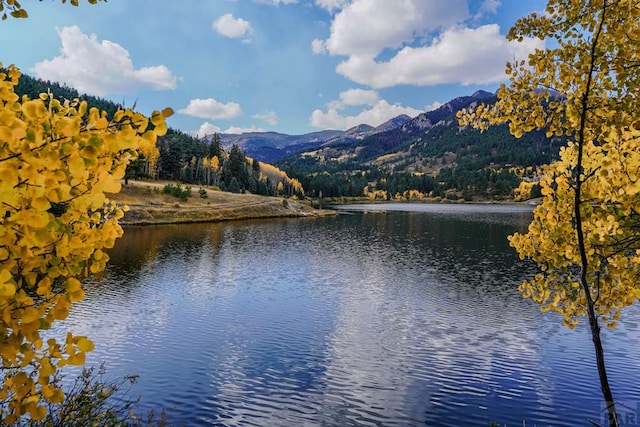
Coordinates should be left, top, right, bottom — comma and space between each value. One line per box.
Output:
11, 70, 306, 203
11, 69, 561, 202
110, 181, 331, 225
213, 115, 413, 164
275, 90, 562, 201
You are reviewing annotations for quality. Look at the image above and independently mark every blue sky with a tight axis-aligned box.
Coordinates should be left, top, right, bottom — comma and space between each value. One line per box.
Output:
0, 0, 546, 136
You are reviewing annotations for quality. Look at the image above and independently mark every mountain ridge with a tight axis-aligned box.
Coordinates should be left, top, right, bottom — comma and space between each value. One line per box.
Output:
214, 90, 497, 163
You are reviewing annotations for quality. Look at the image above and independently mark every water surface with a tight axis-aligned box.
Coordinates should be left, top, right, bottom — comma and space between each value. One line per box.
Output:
57, 203, 640, 426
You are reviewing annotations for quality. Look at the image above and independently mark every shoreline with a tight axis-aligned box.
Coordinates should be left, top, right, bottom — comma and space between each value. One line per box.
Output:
110, 181, 537, 226
111, 181, 335, 226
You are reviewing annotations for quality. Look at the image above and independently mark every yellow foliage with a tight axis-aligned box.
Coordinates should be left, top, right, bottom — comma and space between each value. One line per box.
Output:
0, 64, 169, 422
509, 131, 640, 326
459, 0, 640, 332
512, 181, 537, 201
258, 161, 304, 196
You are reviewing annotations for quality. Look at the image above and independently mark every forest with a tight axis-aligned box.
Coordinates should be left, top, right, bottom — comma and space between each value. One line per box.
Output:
12, 71, 304, 198
13, 70, 557, 201
278, 121, 559, 200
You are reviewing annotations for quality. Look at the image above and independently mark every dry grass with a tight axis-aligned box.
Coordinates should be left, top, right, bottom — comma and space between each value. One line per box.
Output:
109, 180, 334, 225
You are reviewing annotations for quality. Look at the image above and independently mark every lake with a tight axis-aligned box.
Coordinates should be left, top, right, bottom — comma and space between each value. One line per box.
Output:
56, 203, 640, 426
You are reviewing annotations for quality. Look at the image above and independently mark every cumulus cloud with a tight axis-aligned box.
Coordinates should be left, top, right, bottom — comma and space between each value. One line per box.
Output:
196, 122, 265, 137
424, 101, 443, 112
252, 111, 278, 125
322, 0, 469, 56
335, 25, 544, 88
197, 122, 222, 138
213, 14, 254, 41
310, 89, 421, 129
179, 98, 242, 120
327, 88, 379, 109
30, 26, 177, 97
313, 0, 543, 89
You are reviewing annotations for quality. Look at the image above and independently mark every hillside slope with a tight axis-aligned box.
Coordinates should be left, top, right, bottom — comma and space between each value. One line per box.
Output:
111, 181, 332, 225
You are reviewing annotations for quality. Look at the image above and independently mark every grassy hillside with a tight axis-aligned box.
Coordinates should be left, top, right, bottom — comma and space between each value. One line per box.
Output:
110, 181, 332, 225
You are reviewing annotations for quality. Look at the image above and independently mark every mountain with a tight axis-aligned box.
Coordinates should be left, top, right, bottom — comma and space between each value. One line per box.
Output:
373, 114, 412, 133
214, 113, 414, 163
213, 90, 499, 165
278, 89, 506, 168
275, 90, 563, 200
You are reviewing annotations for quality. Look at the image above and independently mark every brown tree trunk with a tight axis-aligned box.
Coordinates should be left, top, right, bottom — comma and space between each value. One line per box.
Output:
574, 2, 618, 425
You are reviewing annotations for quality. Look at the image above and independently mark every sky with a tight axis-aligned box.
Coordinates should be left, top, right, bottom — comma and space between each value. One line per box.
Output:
0, 0, 546, 136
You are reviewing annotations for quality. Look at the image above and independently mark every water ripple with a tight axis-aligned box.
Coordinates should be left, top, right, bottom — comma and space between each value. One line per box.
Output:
51, 211, 640, 427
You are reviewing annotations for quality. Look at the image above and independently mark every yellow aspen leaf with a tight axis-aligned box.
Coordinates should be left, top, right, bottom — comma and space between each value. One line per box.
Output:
102, 177, 121, 193
12, 126, 26, 140
27, 404, 47, 421
20, 307, 41, 324
161, 107, 174, 118
39, 357, 55, 378
67, 155, 85, 177
31, 196, 50, 211
76, 337, 94, 352
0, 56, 164, 423
153, 120, 168, 136
41, 384, 55, 399
68, 288, 85, 303
0, 282, 16, 297
66, 352, 85, 366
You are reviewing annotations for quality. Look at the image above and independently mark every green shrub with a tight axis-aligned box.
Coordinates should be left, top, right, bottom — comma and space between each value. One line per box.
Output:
162, 183, 191, 202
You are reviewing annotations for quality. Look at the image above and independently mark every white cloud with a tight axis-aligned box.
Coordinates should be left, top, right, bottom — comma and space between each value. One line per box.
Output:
197, 122, 222, 138
179, 98, 242, 120
335, 25, 544, 88
315, 0, 349, 12
321, 0, 469, 56
327, 88, 379, 110
252, 111, 278, 125
478, 0, 501, 16
313, 0, 543, 90
213, 14, 253, 41
224, 125, 265, 134
30, 26, 177, 97
196, 122, 264, 137
424, 101, 443, 112
311, 38, 327, 54
311, 89, 421, 129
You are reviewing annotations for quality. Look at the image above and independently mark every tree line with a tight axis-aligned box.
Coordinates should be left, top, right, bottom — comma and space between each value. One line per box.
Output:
11, 71, 304, 198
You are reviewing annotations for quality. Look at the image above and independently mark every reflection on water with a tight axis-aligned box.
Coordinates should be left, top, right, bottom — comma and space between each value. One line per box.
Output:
56, 204, 640, 426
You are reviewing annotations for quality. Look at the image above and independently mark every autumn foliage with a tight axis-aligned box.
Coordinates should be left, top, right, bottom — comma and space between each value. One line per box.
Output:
458, 0, 640, 329
510, 132, 640, 328
458, 1, 640, 424
0, 64, 171, 423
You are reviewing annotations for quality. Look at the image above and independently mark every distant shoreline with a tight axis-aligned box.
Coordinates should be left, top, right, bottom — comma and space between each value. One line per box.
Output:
110, 181, 538, 226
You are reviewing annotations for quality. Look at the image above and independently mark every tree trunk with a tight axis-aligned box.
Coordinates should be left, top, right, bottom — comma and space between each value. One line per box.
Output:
574, 2, 618, 425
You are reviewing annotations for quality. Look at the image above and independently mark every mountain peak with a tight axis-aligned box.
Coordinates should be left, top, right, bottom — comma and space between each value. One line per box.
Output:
471, 90, 494, 99
374, 114, 412, 133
